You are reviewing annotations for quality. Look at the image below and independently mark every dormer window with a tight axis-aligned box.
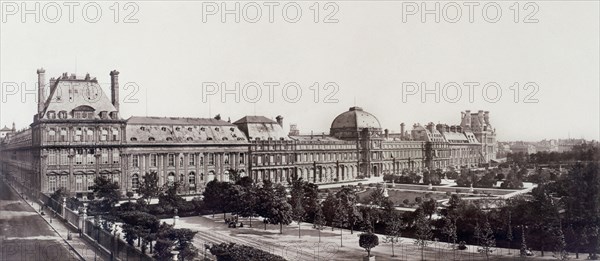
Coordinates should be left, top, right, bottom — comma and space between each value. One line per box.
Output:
215, 127, 220, 131
176, 127, 181, 131
148, 137, 155, 141
109, 111, 118, 119
166, 137, 173, 141
130, 137, 138, 141
58, 111, 67, 119
186, 137, 193, 141
47, 111, 56, 119
200, 127, 206, 131
230, 127, 235, 132
222, 137, 228, 141
207, 137, 213, 141
161, 127, 167, 131
140, 126, 145, 131
188, 127, 193, 131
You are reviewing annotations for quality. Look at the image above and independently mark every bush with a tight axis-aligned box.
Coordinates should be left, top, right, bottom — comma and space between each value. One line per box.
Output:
209, 242, 286, 261
359, 233, 379, 257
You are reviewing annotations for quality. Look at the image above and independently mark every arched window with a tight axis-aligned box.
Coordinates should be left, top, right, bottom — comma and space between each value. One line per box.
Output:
167, 172, 175, 186
131, 174, 140, 190
189, 172, 196, 185
48, 175, 57, 192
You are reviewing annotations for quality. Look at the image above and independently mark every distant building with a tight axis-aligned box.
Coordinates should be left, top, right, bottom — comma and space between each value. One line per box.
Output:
0, 123, 15, 139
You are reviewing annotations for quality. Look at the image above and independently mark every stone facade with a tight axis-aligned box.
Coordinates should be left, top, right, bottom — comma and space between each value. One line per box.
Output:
0, 69, 498, 198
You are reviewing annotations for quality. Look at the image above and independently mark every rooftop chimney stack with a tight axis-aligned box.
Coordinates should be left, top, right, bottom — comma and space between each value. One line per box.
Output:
110, 70, 120, 111
384, 129, 389, 139
276, 115, 283, 127
12, 122, 16, 132
37, 68, 45, 114
400, 123, 405, 140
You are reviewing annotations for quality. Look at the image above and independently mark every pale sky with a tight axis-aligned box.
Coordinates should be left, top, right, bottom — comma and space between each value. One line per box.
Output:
1, 1, 598, 141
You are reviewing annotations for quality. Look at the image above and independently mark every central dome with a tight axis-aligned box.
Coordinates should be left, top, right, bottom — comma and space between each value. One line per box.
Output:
330, 106, 382, 131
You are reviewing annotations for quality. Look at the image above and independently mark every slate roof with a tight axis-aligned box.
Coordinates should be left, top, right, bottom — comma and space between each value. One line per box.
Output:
42, 77, 117, 118
234, 116, 288, 141
125, 117, 248, 144
330, 107, 381, 130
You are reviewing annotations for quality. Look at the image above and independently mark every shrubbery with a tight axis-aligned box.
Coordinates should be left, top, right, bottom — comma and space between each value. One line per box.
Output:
208, 242, 286, 261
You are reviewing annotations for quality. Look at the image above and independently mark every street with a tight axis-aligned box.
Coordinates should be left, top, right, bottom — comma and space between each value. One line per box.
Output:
0, 177, 78, 261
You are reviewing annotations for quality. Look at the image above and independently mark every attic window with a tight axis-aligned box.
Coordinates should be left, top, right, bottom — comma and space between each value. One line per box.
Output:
237, 137, 245, 141
230, 127, 235, 132
232, 134, 237, 138
280, 138, 285, 141
188, 127, 193, 131
161, 127, 167, 131
130, 137, 138, 141
222, 137, 228, 141
207, 137, 213, 141
166, 137, 173, 141
140, 127, 145, 131
200, 127, 206, 131
187, 137, 193, 141
215, 127, 220, 131
148, 137, 155, 141
176, 127, 181, 131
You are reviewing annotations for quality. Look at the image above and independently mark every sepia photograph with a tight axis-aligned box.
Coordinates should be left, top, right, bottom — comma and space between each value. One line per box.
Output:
0, 1, 598, 260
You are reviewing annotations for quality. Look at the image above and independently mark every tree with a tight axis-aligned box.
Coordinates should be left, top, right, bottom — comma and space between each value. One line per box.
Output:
414, 211, 432, 261
118, 211, 160, 252
313, 203, 326, 242
442, 216, 458, 260
154, 223, 199, 260
290, 179, 306, 238
384, 213, 403, 257
506, 210, 514, 254
203, 180, 228, 218
89, 176, 120, 214
359, 233, 379, 258
138, 171, 161, 205
478, 219, 496, 260
421, 198, 437, 220
337, 187, 361, 234
236, 182, 258, 227
333, 196, 349, 247
158, 182, 185, 214
258, 180, 293, 234
322, 192, 338, 230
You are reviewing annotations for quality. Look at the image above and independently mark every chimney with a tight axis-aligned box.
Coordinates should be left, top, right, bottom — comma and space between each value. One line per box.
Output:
426, 122, 435, 132
384, 129, 389, 139
37, 68, 45, 114
400, 123, 405, 139
436, 124, 443, 133
276, 115, 283, 127
12, 122, 16, 132
110, 70, 120, 111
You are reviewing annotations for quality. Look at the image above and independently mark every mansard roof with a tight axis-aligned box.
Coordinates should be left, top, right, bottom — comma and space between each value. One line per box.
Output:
42, 75, 118, 118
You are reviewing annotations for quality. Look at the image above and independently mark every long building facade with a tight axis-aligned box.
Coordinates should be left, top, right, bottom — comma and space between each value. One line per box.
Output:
0, 69, 497, 198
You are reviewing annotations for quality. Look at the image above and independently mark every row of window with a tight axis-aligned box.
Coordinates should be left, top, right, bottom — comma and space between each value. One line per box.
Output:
47, 174, 119, 192
131, 153, 245, 168
47, 148, 120, 165
45, 110, 118, 120
47, 127, 120, 142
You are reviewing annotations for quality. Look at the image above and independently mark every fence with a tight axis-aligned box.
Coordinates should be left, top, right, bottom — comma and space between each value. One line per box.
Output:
83, 220, 154, 261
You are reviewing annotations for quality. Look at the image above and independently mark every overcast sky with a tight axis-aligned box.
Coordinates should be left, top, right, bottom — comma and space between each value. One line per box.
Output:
1, 1, 598, 141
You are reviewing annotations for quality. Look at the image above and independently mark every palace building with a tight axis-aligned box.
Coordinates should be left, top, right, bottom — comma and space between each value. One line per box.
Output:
0, 69, 497, 198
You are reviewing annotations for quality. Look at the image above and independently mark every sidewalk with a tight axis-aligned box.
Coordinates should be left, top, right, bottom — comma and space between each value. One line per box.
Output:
6, 181, 107, 261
